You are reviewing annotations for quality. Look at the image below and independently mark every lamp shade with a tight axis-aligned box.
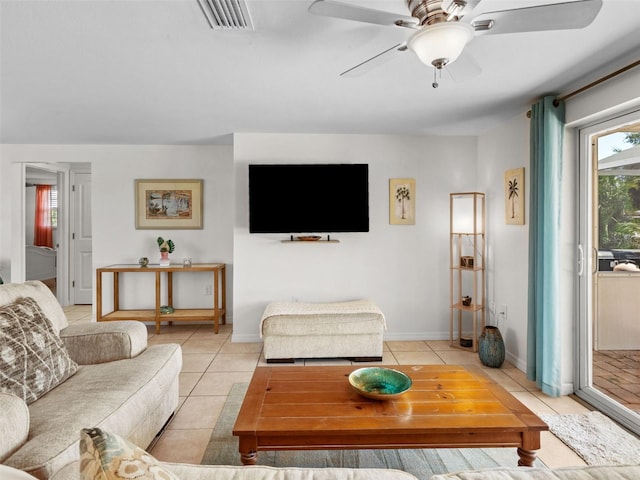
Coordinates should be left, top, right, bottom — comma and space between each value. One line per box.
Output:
408, 22, 474, 68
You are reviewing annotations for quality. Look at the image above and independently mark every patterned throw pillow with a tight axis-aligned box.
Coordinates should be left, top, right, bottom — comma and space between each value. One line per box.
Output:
79, 428, 180, 480
0, 296, 78, 404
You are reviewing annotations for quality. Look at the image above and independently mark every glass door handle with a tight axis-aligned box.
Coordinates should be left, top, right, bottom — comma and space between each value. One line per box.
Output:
577, 244, 584, 276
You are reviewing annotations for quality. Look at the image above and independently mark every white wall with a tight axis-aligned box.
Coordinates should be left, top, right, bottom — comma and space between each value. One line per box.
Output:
232, 133, 477, 342
477, 113, 530, 371
0, 144, 234, 315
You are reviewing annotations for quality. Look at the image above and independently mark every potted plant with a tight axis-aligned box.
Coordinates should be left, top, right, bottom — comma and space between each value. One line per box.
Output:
157, 237, 175, 266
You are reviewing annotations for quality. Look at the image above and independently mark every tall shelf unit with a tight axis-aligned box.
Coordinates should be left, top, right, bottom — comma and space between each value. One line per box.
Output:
450, 192, 485, 352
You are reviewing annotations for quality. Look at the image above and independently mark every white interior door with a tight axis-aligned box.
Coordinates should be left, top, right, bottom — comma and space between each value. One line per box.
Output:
72, 172, 92, 304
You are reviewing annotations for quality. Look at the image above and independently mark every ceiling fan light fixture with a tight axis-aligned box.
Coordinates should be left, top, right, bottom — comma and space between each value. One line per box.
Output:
408, 22, 474, 68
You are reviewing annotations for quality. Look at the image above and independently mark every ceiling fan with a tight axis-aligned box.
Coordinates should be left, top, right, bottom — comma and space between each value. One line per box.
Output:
308, 0, 603, 87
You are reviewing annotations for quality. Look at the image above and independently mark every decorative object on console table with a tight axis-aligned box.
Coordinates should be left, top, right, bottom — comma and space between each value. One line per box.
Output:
134, 178, 203, 229
157, 237, 175, 267
504, 167, 525, 225
478, 325, 506, 368
450, 192, 486, 353
138, 257, 149, 267
389, 178, 416, 225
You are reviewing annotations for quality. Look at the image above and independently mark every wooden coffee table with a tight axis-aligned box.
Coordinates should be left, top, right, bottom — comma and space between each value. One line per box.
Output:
232, 365, 548, 467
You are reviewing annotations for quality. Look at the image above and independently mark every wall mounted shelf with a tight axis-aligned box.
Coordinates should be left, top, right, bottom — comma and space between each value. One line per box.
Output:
281, 235, 340, 243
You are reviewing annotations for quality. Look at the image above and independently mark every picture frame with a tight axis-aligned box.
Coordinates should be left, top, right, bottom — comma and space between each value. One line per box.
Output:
389, 178, 416, 225
504, 167, 524, 225
135, 179, 203, 229
460, 256, 474, 268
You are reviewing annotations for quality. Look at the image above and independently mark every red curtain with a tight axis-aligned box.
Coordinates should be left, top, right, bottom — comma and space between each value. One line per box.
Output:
34, 185, 53, 248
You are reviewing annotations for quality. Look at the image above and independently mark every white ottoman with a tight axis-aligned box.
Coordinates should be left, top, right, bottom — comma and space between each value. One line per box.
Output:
260, 300, 386, 363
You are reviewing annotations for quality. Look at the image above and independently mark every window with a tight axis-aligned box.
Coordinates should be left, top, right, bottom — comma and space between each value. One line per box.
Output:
50, 187, 58, 228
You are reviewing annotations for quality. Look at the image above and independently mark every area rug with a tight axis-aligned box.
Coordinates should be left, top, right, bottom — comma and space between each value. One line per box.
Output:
539, 411, 640, 465
201, 383, 545, 479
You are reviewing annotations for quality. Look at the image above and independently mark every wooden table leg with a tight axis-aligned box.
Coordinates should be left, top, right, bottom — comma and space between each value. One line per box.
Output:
96, 270, 103, 321
167, 271, 173, 326
213, 267, 219, 334
155, 272, 161, 334
113, 272, 119, 311
517, 448, 537, 467
238, 436, 257, 465
221, 264, 226, 325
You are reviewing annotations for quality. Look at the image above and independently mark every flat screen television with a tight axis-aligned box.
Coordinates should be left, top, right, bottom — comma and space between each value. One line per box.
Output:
249, 164, 369, 233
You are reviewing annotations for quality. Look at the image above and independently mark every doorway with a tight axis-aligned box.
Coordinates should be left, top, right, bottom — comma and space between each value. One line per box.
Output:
19, 163, 92, 305
24, 166, 59, 295
577, 111, 640, 435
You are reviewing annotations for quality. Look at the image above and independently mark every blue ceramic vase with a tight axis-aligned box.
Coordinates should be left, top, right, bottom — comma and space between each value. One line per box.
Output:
478, 325, 505, 368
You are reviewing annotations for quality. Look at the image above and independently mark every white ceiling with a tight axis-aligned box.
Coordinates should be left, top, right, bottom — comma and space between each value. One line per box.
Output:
2, 0, 640, 145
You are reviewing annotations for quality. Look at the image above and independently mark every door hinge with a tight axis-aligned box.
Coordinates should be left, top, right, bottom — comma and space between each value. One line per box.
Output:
72, 185, 76, 192
72, 281, 75, 288
72, 232, 75, 240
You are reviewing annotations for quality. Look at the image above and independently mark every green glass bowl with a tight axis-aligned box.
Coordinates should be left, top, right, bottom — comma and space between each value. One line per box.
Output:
348, 367, 412, 400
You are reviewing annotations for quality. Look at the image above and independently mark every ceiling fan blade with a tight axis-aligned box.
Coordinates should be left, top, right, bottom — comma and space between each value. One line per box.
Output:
471, 0, 603, 35
308, 0, 418, 28
340, 43, 407, 77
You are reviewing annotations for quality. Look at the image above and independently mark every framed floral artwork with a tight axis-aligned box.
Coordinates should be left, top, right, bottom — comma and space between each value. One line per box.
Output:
504, 168, 524, 225
135, 179, 203, 229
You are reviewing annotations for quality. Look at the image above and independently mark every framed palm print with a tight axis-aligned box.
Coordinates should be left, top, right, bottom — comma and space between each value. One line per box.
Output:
389, 178, 416, 225
504, 168, 524, 225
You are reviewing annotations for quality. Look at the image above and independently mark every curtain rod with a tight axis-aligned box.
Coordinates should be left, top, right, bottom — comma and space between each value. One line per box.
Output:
526, 57, 640, 118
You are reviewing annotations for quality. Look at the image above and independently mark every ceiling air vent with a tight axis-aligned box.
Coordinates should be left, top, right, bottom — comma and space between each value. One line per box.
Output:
197, 0, 253, 30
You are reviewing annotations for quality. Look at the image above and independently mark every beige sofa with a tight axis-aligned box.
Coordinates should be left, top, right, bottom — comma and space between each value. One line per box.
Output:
430, 465, 640, 479
0, 281, 182, 480
41, 458, 640, 480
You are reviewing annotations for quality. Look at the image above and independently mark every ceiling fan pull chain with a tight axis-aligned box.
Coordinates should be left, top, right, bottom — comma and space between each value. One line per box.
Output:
432, 67, 439, 89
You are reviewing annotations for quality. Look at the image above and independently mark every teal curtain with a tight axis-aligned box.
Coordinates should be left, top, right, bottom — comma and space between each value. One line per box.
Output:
527, 95, 565, 397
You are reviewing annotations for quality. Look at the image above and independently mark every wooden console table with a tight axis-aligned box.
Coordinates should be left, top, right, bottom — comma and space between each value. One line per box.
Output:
96, 263, 226, 334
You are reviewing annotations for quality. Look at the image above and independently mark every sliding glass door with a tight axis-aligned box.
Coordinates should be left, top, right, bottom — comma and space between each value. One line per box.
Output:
576, 110, 640, 435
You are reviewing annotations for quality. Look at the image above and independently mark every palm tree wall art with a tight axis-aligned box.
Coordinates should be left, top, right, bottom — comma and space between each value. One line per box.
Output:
504, 168, 525, 225
389, 178, 416, 225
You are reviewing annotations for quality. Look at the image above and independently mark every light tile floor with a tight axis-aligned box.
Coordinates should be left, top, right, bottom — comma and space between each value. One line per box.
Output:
64, 306, 599, 470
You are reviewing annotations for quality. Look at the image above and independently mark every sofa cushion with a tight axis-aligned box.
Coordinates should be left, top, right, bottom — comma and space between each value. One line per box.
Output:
79, 428, 180, 480
263, 313, 385, 336
0, 281, 68, 333
0, 297, 78, 404
0, 393, 30, 462
60, 321, 148, 365
429, 465, 640, 479
0, 465, 40, 480
166, 464, 419, 480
